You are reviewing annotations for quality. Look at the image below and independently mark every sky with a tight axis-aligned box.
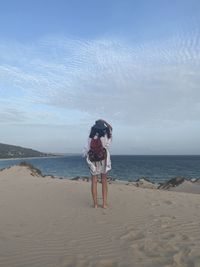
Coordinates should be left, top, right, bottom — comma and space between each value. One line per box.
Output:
0, 0, 200, 155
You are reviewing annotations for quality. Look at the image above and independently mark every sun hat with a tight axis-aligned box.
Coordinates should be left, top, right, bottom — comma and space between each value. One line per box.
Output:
93, 120, 107, 130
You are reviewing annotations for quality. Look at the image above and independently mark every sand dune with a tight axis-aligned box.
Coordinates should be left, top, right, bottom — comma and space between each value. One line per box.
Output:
1, 166, 200, 267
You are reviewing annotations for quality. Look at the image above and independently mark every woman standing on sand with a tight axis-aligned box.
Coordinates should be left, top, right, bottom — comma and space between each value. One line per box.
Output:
85, 119, 112, 208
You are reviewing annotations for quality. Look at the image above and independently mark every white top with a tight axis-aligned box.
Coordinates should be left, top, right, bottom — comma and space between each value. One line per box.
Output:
89, 135, 111, 150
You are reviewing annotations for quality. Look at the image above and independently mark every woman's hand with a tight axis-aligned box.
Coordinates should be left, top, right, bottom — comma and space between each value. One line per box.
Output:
99, 119, 112, 131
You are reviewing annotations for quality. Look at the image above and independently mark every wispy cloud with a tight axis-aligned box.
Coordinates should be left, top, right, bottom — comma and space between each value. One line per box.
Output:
0, 30, 200, 126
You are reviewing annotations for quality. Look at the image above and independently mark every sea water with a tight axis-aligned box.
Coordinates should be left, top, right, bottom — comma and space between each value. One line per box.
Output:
1, 155, 200, 183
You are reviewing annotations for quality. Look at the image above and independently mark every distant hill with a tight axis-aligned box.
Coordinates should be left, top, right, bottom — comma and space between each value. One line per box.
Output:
0, 143, 52, 159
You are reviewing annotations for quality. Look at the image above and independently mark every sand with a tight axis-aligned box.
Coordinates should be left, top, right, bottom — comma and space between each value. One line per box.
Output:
169, 180, 200, 194
0, 165, 200, 267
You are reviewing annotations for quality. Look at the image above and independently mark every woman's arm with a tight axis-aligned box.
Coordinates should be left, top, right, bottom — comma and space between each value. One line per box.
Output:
100, 135, 111, 149
83, 138, 91, 157
99, 119, 112, 131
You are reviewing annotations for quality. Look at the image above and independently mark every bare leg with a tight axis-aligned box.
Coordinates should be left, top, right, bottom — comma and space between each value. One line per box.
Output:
101, 173, 108, 208
91, 175, 98, 208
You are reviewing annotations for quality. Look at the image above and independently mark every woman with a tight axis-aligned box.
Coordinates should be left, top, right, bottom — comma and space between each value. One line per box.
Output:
85, 119, 112, 208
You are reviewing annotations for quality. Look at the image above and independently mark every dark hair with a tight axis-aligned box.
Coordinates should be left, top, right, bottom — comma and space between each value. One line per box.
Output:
89, 126, 112, 139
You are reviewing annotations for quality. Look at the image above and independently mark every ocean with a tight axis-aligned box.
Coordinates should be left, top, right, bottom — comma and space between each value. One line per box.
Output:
1, 155, 200, 183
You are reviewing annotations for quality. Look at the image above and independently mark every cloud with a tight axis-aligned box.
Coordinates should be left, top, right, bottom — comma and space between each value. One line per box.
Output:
0, 108, 27, 123
0, 30, 200, 127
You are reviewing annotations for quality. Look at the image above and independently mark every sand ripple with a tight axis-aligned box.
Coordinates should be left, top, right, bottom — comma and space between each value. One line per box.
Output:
1, 166, 200, 267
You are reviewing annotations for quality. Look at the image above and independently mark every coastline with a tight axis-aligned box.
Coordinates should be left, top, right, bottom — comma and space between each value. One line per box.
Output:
0, 155, 64, 161
1, 158, 200, 193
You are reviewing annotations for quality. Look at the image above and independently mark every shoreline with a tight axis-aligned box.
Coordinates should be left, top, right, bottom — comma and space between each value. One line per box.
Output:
0, 155, 65, 161
2, 163, 200, 195
1, 156, 200, 190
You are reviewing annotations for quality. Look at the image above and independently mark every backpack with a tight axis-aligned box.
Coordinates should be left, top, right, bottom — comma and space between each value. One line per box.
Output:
88, 137, 107, 162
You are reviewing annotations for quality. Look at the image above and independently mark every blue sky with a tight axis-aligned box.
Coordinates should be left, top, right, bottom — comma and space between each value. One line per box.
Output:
0, 0, 200, 154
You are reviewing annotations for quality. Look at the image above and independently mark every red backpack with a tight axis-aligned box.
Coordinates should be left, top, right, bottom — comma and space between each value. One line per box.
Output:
88, 137, 107, 162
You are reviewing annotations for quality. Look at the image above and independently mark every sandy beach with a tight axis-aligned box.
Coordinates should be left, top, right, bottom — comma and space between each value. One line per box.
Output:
1, 165, 200, 267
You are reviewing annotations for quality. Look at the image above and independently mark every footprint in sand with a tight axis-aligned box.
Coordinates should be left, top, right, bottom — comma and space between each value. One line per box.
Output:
120, 230, 145, 242
150, 202, 160, 207
159, 215, 175, 229
163, 200, 173, 205
171, 248, 193, 267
